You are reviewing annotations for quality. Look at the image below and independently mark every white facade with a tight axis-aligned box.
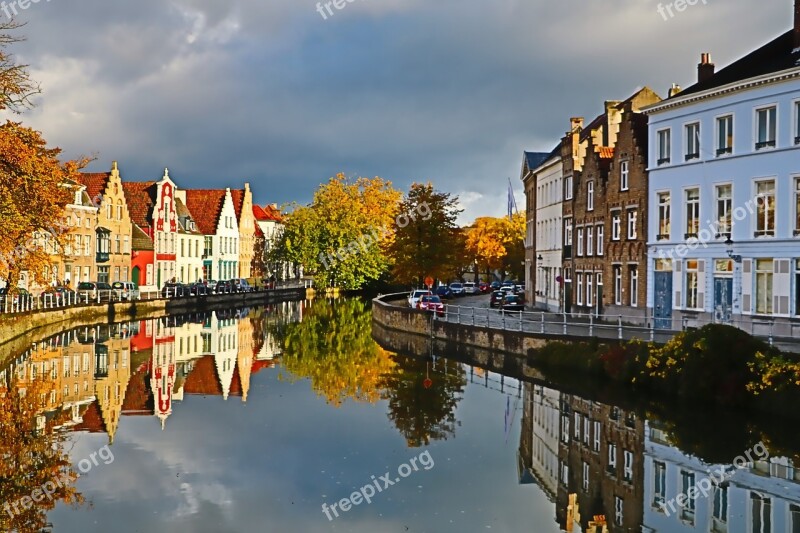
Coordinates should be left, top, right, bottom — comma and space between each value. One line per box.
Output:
534, 156, 564, 312
173, 191, 204, 284
528, 384, 560, 501
210, 189, 240, 281
643, 420, 800, 532
644, 68, 800, 334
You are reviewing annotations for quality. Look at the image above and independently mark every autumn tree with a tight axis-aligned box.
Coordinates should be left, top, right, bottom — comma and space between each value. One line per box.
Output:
0, 20, 40, 112
276, 298, 396, 406
269, 174, 402, 290
387, 183, 464, 286
0, 379, 84, 532
464, 213, 526, 281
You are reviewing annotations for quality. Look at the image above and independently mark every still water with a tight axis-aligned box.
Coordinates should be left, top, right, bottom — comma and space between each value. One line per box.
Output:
1, 297, 799, 532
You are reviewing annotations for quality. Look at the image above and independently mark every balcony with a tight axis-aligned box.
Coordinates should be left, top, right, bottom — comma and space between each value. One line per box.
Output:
96, 251, 109, 263
657, 157, 671, 166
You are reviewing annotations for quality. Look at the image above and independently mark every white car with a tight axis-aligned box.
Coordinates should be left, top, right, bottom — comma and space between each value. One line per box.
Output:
463, 282, 477, 295
408, 289, 432, 308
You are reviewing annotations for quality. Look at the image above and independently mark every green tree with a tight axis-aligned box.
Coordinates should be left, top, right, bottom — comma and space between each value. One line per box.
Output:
387, 183, 464, 286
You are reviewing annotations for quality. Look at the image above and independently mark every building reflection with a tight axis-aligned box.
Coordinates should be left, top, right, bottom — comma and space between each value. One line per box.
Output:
518, 384, 800, 532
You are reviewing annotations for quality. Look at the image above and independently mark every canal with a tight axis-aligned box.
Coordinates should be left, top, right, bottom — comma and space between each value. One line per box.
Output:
1, 297, 798, 532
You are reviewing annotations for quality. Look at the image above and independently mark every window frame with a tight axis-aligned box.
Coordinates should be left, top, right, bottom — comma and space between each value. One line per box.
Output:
620, 160, 629, 191
587, 180, 595, 211
612, 211, 621, 241
685, 188, 700, 238
684, 121, 701, 161
627, 209, 637, 240
755, 105, 778, 150
754, 179, 776, 238
716, 114, 734, 156
657, 128, 671, 165
715, 183, 733, 236
596, 225, 604, 255
657, 191, 671, 240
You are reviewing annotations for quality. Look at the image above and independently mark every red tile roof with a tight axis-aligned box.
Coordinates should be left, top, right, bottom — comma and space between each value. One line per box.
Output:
252, 204, 269, 222
184, 190, 226, 236
598, 146, 615, 159
122, 182, 157, 229
132, 224, 154, 250
183, 355, 222, 396
121, 365, 154, 416
77, 172, 110, 201
74, 400, 107, 434
262, 204, 282, 222
230, 189, 244, 221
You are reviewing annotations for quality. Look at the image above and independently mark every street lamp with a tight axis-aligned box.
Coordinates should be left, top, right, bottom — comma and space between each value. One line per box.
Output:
725, 237, 742, 263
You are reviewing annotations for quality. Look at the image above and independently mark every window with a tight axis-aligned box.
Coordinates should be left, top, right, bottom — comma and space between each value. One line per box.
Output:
657, 192, 670, 239
577, 273, 584, 306
574, 412, 581, 440
560, 462, 569, 484
716, 184, 732, 235
592, 421, 600, 452
596, 225, 603, 255
750, 492, 772, 533
181, 239, 185, 257
685, 188, 700, 237
795, 178, 800, 234
756, 106, 777, 149
561, 414, 570, 443
627, 209, 637, 239
582, 461, 589, 491
586, 226, 593, 256
717, 115, 733, 155
796, 260, 800, 316
685, 259, 700, 309
789, 503, 800, 533
565, 175, 573, 200
681, 471, 696, 523
84, 235, 91, 256
756, 180, 776, 237
613, 266, 622, 305
629, 266, 639, 307
564, 219, 573, 246
712, 485, 728, 532
612, 212, 621, 241
587, 181, 594, 211
623, 450, 633, 482
756, 259, 774, 315
653, 461, 666, 508
583, 416, 590, 445
620, 161, 629, 191
577, 228, 584, 256
685, 122, 700, 161
106, 203, 112, 220
586, 273, 593, 307
657, 128, 671, 165
615, 496, 624, 526
608, 443, 617, 470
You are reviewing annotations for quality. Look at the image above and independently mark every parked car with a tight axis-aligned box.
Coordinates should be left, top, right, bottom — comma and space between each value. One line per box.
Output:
490, 281, 501, 290
489, 290, 505, 308
500, 294, 525, 313
463, 282, 478, 295
189, 282, 209, 296
435, 285, 454, 299
408, 289, 432, 308
478, 282, 491, 294
417, 295, 445, 316
161, 282, 188, 298
0, 287, 33, 308
43, 286, 75, 305
112, 281, 140, 301
449, 282, 465, 297
231, 278, 254, 293
215, 280, 233, 294
76, 282, 113, 302
205, 280, 218, 294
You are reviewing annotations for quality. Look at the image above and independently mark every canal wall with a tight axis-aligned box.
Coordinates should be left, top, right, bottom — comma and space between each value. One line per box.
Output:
0, 287, 308, 357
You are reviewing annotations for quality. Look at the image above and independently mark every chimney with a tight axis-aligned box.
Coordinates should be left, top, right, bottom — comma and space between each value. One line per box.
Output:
668, 83, 682, 98
570, 117, 584, 131
698, 53, 715, 83
795, 0, 800, 50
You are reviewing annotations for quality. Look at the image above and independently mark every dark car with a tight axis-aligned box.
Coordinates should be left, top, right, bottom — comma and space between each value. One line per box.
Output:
77, 282, 113, 302
500, 294, 525, 313
490, 281, 501, 290
215, 280, 233, 294
435, 286, 454, 299
43, 286, 75, 306
231, 279, 254, 293
189, 282, 209, 296
161, 282, 187, 298
489, 290, 505, 308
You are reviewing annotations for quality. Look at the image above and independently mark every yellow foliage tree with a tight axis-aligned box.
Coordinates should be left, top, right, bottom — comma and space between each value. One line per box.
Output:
464, 213, 526, 280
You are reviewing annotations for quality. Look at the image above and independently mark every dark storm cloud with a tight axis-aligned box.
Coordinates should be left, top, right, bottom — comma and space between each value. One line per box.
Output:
2, 0, 790, 220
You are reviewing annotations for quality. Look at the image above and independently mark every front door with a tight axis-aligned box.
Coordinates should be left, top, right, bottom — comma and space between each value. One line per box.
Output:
654, 271, 672, 330
564, 281, 572, 314
713, 277, 733, 324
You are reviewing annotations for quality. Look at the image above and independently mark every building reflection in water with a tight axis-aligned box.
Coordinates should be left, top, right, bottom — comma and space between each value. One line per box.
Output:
0, 301, 305, 441
518, 382, 800, 532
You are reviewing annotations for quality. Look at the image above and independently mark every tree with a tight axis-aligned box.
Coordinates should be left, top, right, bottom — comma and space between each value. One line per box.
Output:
464, 213, 526, 281
387, 183, 464, 286
0, 121, 88, 289
269, 174, 402, 290
0, 379, 84, 531
276, 298, 396, 406
0, 20, 40, 112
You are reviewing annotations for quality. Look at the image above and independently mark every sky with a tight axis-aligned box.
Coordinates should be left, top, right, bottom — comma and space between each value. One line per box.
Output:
0, 0, 792, 223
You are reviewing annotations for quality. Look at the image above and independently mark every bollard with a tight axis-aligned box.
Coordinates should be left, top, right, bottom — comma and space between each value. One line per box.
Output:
618, 315, 623, 340
540, 312, 545, 334
563, 313, 567, 335
589, 314, 594, 337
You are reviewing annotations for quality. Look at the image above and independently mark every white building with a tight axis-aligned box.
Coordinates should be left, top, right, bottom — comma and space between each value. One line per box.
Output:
532, 149, 563, 312
174, 193, 204, 284
643, 13, 800, 335
185, 188, 240, 281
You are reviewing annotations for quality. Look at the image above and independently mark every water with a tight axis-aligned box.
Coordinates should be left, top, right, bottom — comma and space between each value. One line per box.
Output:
1, 297, 798, 532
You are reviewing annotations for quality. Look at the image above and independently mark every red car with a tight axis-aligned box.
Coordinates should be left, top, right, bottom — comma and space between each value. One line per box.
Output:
478, 282, 491, 293
417, 295, 445, 316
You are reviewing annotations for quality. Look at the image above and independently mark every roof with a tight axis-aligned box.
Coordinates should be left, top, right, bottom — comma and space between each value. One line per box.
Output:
252, 204, 269, 222
77, 172, 110, 201
122, 181, 156, 228
678, 30, 799, 97
230, 189, 244, 221
598, 146, 615, 159
175, 197, 203, 235
131, 224, 154, 251
262, 204, 282, 222
524, 151, 550, 171
73, 400, 106, 434
184, 190, 226, 236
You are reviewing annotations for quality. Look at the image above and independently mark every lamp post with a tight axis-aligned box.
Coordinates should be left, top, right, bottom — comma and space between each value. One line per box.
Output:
724, 237, 742, 263
723, 237, 741, 323
537, 254, 544, 309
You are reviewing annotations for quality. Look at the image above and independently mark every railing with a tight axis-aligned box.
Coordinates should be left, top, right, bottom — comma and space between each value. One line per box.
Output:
431, 303, 790, 348
0, 280, 313, 316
